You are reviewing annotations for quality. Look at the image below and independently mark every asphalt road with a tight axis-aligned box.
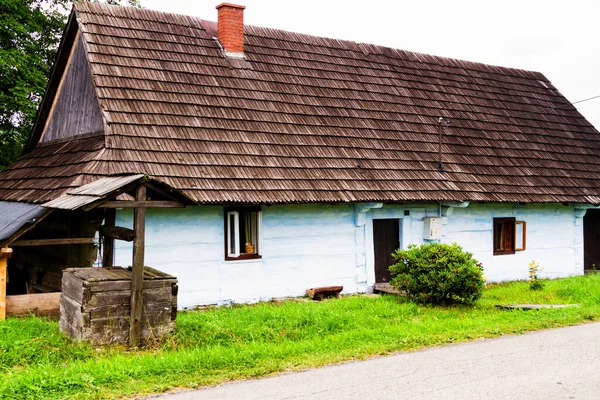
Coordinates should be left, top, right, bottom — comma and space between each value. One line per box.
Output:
153, 321, 600, 400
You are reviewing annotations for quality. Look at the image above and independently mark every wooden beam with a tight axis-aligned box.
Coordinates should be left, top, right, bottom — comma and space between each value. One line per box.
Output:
6, 292, 61, 317
129, 184, 146, 347
2, 209, 53, 248
100, 224, 135, 242
80, 183, 139, 212
102, 209, 116, 267
0, 248, 13, 320
10, 238, 96, 247
142, 182, 192, 204
98, 200, 185, 209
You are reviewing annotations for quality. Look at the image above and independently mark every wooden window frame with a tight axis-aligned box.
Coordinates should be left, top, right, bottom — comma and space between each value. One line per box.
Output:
224, 207, 262, 261
493, 217, 526, 255
515, 221, 526, 251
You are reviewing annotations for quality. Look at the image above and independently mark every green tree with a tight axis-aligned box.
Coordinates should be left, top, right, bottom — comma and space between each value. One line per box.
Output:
0, 0, 139, 170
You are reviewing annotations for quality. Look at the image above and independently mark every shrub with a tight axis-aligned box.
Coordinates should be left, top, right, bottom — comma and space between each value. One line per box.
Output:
389, 242, 485, 305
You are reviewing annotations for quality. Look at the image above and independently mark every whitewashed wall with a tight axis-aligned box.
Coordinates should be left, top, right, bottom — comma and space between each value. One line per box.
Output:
115, 204, 358, 308
369, 203, 585, 283
115, 202, 585, 308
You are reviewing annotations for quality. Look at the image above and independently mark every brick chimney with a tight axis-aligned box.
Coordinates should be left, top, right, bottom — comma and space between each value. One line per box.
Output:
216, 3, 246, 55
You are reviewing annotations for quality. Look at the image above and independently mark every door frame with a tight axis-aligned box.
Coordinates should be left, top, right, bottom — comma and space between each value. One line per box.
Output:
366, 215, 404, 286
584, 209, 600, 272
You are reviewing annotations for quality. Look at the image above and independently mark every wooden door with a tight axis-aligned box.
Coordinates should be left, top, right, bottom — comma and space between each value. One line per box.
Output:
373, 219, 400, 283
584, 209, 600, 271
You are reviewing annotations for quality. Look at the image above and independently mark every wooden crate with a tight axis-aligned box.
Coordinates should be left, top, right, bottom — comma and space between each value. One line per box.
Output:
59, 266, 177, 345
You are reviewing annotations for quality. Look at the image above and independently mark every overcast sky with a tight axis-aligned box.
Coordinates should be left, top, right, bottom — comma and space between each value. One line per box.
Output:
140, 0, 600, 130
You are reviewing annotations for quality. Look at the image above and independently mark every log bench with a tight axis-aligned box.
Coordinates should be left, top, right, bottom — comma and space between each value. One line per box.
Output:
306, 286, 343, 300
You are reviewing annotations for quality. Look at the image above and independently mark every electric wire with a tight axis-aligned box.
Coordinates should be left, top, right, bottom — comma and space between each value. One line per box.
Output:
441, 92, 600, 126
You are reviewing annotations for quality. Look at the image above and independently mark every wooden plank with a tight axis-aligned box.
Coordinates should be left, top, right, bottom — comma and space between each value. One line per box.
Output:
87, 278, 177, 293
130, 184, 146, 346
497, 304, 579, 310
84, 317, 130, 344
100, 224, 135, 242
373, 282, 402, 295
2, 209, 53, 248
60, 293, 89, 329
0, 248, 12, 320
66, 267, 129, 282
306, 285, 343, 300
29, 283, 54, 293
92, 309, 170, 331
39, 30, 80, 142
98, 200, 185, 209
143, 265, 177, 280
88, 300, 172, 320
59, 314, 82, 341
6, 292, 61, 317
61, 272, 85, 301
102, 209, 116, 267
143, 182, 191, 203
11, 238, 97, 247
85, 287, 171, 308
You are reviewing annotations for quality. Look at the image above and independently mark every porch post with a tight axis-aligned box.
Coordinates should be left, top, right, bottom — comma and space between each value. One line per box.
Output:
0, 248, 13, 320
129, 184, 146, 346
102, 209, 116, 267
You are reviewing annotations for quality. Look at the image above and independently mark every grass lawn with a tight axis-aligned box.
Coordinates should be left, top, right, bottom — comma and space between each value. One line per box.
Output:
1, 274, 600, 399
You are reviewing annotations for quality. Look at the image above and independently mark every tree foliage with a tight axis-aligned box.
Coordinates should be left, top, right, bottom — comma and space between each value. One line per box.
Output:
0, 0, 139, 170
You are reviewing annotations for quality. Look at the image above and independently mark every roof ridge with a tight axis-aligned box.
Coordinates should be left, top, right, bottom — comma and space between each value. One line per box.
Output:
74, 2, 545, 81
245, 24, 545, 81
74, 1, 206, 30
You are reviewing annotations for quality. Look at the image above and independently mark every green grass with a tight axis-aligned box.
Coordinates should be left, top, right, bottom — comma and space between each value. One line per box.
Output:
2, 274, 600, 399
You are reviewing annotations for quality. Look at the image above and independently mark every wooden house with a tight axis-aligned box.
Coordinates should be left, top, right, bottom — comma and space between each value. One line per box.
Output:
1, 2, 600, 308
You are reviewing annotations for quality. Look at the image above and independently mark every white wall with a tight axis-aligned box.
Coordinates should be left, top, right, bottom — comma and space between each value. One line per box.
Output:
115, 202, 586, 308
369, 203, 585, 283
115, 204, 359, 308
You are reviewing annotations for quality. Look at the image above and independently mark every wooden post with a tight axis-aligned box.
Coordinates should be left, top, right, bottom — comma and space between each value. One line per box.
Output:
0, 248, 13, 321
102, 209, 116, 267
129, 185, 146, 346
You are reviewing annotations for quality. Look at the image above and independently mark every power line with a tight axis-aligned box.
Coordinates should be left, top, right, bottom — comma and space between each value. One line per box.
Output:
440, 92, 600, 125
572, 94, 600, 105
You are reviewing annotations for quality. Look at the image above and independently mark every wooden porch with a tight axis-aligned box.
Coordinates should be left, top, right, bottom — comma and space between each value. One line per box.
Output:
0, 174, 193, 346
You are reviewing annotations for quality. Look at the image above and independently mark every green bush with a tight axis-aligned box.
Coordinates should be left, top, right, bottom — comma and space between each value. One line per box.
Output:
389, 242, 485, 305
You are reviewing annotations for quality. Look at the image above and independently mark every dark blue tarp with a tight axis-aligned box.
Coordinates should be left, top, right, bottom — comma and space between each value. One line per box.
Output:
0, 201, 48, 242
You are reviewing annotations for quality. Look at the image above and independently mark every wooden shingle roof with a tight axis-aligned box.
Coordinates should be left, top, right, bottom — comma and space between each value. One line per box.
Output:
1, 1, 600, 204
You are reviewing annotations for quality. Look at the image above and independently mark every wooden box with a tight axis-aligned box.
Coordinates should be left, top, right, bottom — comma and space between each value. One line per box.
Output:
59, 266, 177, 344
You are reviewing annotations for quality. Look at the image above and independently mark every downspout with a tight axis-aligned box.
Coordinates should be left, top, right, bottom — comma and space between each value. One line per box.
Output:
438, 117, 450, 172
437, 117, 450, 216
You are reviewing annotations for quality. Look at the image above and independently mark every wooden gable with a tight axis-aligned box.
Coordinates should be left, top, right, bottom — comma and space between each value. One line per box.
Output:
41, 32, 104, 143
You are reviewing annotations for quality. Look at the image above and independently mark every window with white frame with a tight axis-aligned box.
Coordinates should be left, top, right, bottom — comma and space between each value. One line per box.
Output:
225, 207, 261, 260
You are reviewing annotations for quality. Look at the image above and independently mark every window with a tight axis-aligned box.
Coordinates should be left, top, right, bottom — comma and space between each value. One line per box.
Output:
225, 207, 261, 260
493, 217, 526, 255
515, 221, 526, 251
